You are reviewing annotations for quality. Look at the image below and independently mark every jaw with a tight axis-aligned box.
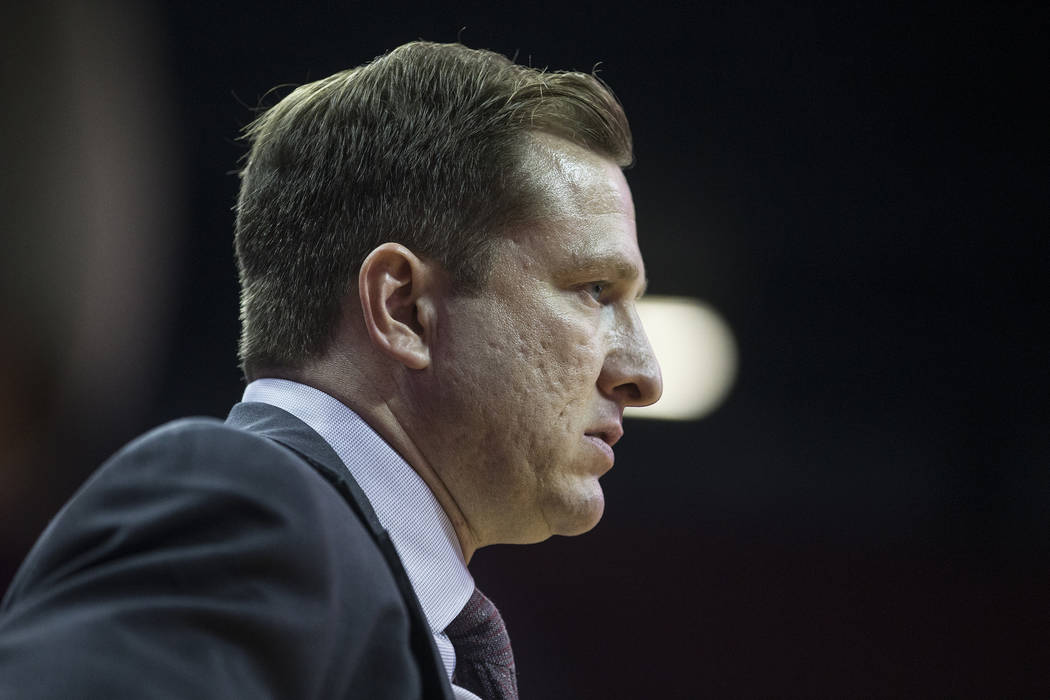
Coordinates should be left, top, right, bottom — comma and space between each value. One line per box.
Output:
537, 469, 608, 537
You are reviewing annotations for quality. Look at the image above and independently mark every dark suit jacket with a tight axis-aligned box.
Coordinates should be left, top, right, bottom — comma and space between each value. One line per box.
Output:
0, 402, 454, 699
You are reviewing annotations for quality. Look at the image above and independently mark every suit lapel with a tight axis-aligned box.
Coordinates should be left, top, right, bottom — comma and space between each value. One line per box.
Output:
227, 401, 387, 534
226, 401, 454, 700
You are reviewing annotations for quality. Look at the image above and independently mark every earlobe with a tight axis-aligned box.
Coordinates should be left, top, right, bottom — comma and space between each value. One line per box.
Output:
358, 243, 434, 370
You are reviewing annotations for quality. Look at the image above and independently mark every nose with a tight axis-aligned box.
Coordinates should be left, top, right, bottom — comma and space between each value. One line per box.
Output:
597, 306, 663, 408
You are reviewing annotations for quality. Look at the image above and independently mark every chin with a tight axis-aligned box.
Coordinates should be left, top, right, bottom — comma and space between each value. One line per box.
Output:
551, 490, 606, 536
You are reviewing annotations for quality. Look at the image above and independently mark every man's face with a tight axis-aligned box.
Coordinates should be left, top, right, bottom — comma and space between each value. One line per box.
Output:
417, 133, 662, 546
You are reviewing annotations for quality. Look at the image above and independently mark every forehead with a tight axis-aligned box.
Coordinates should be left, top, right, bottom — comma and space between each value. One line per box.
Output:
509, 133, 642, 273
523, 132, 636, 223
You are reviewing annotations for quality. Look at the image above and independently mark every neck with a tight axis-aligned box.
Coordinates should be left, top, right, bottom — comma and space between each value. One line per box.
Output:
276, 363, 483, 563
353, 399, 482, 563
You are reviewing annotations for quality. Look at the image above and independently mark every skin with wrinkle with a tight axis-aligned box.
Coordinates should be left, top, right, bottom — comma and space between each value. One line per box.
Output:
398, 132, 662, 550
295, 132, 662, 562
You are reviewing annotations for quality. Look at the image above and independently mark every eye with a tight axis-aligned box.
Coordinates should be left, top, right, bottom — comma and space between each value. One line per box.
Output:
580, 282, 607, 303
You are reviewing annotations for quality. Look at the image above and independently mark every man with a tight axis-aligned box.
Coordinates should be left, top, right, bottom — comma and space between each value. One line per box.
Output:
0, 41, 661, 698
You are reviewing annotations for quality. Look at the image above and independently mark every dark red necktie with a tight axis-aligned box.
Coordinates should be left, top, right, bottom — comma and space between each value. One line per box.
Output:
444, 587, 518, 699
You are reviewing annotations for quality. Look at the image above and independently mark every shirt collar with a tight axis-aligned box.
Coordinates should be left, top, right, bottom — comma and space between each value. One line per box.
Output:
242, 378, 474, 634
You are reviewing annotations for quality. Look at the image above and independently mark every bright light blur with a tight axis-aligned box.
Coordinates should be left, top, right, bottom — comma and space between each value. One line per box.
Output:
625, 296, 738, 421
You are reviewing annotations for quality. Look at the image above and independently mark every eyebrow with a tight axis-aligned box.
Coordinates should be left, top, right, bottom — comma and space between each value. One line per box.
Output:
571, 251, 649, 297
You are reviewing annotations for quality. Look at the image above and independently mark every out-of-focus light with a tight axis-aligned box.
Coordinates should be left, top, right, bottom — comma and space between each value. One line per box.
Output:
625, 296, 738, 421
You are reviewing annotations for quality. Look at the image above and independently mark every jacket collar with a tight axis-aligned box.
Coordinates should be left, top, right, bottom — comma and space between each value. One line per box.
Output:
225, 400, 386, 537
224, 400, 454, 700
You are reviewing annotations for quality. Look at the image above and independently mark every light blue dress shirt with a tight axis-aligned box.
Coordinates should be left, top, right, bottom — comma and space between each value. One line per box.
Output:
242, 378, 480, 698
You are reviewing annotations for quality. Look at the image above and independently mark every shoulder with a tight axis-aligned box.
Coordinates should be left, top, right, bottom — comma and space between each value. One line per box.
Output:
0, 417, 420, 697
6, 417, 393, 604
97, 416, 368, 521
73, 418, 352, 536
104, 416, 309, 486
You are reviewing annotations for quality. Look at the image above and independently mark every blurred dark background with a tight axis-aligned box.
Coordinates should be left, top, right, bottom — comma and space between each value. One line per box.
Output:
2, 1, 1046, 696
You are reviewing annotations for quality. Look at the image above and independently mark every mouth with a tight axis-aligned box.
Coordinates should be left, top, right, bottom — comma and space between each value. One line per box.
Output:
585, 423, 624, 448
584, 422, 624, 469
583, 434, 616, 468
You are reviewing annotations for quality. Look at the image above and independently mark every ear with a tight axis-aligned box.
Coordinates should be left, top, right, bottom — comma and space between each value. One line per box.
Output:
358, 243, 439, 370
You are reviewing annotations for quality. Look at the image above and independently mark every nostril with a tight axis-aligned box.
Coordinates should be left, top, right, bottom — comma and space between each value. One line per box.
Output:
632, 371, 663, 408
598, 350, 663, 407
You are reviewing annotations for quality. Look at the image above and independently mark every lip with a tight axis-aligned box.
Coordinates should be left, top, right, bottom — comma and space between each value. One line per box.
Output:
585, 422, 624, 448
584, 434, 616, 468
584, 421, 623, 469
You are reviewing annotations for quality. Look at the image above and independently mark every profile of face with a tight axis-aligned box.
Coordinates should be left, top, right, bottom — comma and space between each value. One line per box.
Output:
417, 132, 663, 548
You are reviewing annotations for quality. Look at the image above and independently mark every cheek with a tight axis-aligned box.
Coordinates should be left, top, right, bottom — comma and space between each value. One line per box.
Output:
516, 311, 604, 407
437, 295, 603, 426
